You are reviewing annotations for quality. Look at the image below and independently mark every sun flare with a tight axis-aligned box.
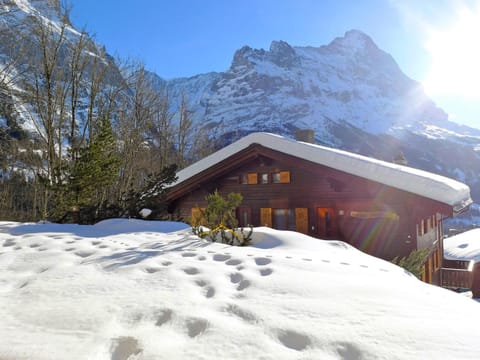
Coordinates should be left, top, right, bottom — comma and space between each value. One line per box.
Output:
423, 6, 480, 98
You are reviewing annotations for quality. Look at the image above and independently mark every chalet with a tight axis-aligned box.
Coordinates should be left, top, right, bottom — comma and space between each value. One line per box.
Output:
167, 132, 472, 285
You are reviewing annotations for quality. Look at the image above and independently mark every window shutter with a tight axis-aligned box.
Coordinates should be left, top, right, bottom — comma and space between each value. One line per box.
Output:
260, 208, 272, 227
280, 171, 290, 183
295, 208, 308, 234
248, 173, 258, 184
191, 207, 205, 226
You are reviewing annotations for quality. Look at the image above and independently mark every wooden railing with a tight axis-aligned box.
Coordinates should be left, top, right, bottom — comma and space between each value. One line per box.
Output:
441, 268, 473, 289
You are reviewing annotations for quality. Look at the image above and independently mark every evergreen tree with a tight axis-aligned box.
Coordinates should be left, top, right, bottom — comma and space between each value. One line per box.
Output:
123, 164, 178, 219
392, 248, 430, 279
67, 116, 120, 222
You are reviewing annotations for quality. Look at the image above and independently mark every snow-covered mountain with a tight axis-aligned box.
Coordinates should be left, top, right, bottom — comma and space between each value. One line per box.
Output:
160, 30, 480, 142
156, 30, 480, 199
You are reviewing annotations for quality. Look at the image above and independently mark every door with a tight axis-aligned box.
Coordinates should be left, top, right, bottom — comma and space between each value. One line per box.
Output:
295, 208, 309, 234
317, 207, 336, 239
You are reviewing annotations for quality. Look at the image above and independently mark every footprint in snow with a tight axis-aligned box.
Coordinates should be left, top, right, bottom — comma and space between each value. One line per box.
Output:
230, 272, 243, 284
225, 259, 242, 266
237, 279, 251, 291
144, 267, 162, 273
110, 336, 142, 360
204, 286, 215, 298
155, 309, 173, 327
213, 254, 231, 262
195, 279, 208, 287
276, 329, 312, 351
183, 267, 200, 275
185, 318, 208, 338
74, 250, 95, 258
254, 257, 271, 266
259, 268, 273, 276
224, 304, 257, 323
181, 252, 197, 257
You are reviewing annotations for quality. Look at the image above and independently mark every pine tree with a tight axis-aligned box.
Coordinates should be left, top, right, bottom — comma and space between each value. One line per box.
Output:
192, 191, 253, 246
123, 164, 178, 219
67, 116, 120, 222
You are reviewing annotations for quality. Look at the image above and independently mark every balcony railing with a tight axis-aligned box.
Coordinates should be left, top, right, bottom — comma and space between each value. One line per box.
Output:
441, 268, 473, 290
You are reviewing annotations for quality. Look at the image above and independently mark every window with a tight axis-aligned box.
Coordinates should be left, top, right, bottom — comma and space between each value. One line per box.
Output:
225, 176, 239, 184
240, 174, 248, 184
272, 171, 290, 184
260, 173, 269, 184
273, 209, 296, 231
272, 172, 281, 183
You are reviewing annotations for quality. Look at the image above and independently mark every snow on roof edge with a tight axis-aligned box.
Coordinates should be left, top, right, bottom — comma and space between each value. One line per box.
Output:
172, 132, 472, 210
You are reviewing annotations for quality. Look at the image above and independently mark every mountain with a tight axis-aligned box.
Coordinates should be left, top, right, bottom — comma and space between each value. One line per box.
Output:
163, 30, 480, 142
155, 30, 480, 200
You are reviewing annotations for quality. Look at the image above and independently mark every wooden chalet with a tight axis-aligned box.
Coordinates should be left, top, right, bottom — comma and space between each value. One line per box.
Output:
167, 132, 472, 285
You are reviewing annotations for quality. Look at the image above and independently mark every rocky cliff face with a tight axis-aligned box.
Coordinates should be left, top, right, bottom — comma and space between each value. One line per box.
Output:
163, 30, 472, 141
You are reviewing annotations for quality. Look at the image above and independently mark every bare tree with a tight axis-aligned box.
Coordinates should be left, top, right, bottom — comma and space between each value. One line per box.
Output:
115, 62, 161, 197
174, 93, 193, 168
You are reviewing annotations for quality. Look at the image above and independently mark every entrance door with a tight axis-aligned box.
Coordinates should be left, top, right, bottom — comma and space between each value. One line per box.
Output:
317, 207, 336, 239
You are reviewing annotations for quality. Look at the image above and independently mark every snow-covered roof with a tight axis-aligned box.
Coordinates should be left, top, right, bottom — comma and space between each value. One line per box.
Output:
173, 133, 472, 212
444, 229, 480, 263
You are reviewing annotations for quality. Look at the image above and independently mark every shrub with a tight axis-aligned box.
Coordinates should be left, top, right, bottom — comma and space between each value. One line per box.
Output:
392, 248, 430, 279
191, 191, 253, 246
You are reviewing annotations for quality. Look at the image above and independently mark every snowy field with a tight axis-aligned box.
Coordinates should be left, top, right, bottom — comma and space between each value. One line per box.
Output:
1, 219, 479, 360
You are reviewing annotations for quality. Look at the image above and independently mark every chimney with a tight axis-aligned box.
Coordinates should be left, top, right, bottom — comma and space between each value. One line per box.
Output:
295, 129, 315, 144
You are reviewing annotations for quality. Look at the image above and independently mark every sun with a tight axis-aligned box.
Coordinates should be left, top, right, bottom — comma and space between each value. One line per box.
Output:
423, 6, 480, 99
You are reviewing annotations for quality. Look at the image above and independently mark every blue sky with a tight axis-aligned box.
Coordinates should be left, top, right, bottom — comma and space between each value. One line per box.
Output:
70, 0, 480, 128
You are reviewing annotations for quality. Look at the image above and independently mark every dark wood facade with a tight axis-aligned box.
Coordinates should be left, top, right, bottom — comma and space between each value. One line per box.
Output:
167, 143, 464, 285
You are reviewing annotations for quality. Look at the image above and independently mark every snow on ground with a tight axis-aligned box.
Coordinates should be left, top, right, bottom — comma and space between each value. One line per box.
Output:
0, 219, 479, 360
